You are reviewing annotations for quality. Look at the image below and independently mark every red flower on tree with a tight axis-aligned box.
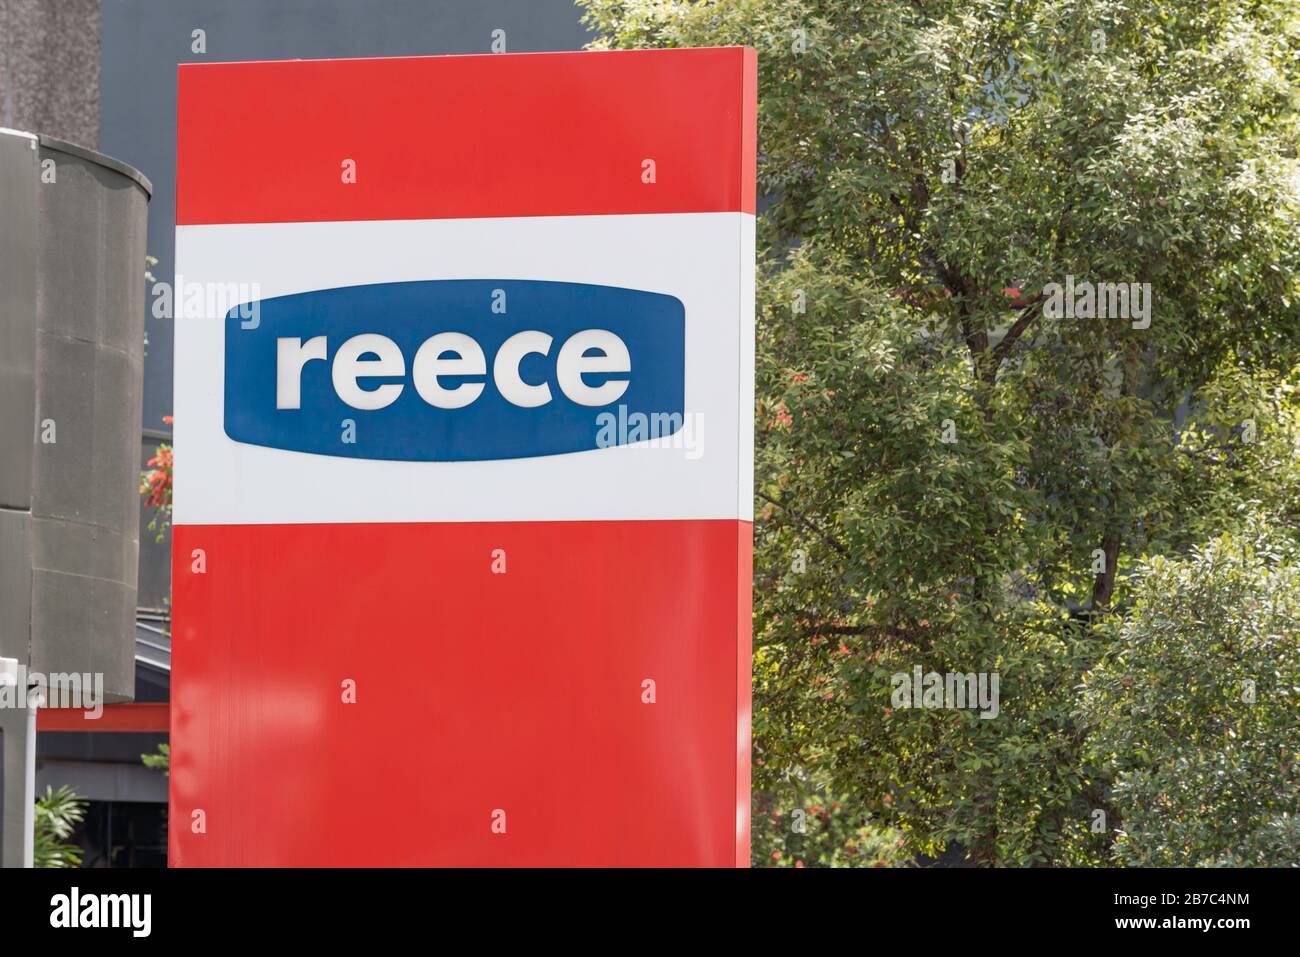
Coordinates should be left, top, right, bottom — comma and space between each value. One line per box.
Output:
140, 416, 174, 540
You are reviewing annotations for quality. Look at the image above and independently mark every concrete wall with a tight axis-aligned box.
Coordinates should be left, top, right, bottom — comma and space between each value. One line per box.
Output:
0, 0, 100, 147
0, 128, 150, 700
0, 128, 150, 865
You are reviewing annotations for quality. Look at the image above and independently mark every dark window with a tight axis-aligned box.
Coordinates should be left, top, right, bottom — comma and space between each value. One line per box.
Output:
73, 800, 167, 868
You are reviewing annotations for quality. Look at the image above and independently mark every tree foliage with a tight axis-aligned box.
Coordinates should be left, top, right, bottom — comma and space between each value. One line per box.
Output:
580, 0, 1300, 865
1080, 524, 1300, 866
142, 742, 170, 777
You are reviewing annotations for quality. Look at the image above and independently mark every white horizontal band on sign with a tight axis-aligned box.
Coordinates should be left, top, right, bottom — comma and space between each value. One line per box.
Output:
173, 212, 755, 525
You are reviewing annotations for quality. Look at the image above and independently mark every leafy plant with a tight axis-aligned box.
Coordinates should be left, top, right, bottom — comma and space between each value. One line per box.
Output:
142, 742, 170, 776
1079, 522, 1300, 866
34, 786, 87, 869
753, 785, 909, 867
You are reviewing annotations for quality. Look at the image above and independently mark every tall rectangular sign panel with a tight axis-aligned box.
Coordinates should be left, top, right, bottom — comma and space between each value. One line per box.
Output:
171, 49, 756, 866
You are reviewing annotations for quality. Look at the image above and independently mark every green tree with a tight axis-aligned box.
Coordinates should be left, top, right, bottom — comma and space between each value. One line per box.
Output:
1079, 522, 1300, 866
581, 0, 1300, 865
753, 787, 910, 867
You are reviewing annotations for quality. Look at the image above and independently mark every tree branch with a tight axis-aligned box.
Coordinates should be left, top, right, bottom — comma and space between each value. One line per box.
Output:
757, 490, 850, 556
988, 297, 1044, 373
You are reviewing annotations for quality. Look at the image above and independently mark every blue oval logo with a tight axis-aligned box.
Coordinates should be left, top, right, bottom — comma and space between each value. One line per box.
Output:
223, 280, 685, 461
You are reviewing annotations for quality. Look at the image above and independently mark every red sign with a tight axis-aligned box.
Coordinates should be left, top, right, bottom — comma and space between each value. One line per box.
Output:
172, 48, 755, 866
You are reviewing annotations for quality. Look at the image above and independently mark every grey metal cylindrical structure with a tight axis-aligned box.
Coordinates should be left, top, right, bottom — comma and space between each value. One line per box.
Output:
0, 127, 150, 866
